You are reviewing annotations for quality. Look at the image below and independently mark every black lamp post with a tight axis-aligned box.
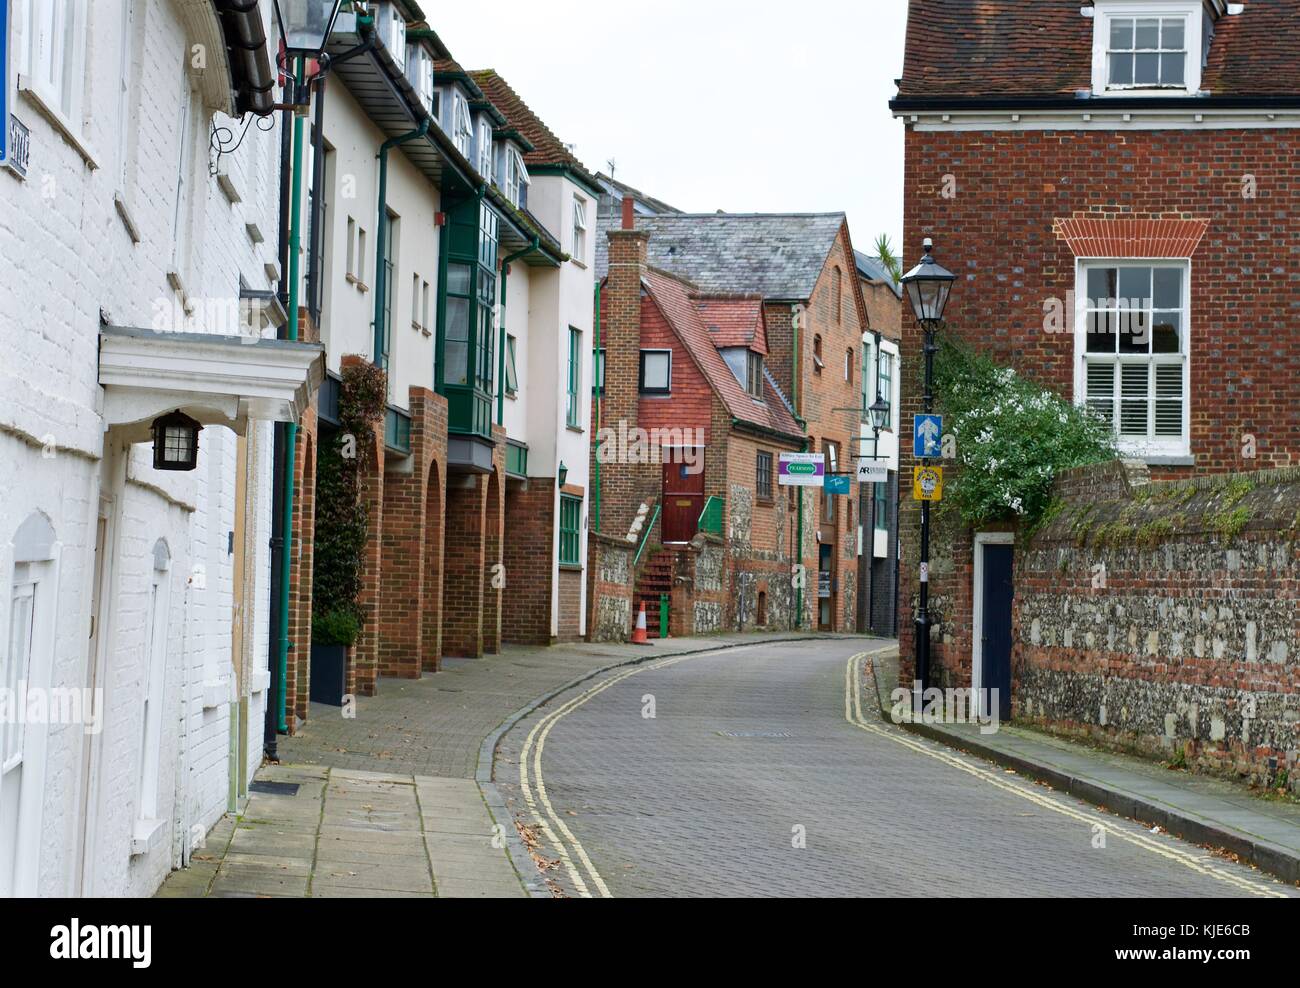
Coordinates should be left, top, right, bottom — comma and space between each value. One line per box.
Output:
900, 238, 955, 697
272, 0, 345, 104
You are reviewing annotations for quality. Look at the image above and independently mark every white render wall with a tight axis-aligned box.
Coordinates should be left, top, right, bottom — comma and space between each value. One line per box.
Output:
513, 173, 596, 637
0, 0, 282, 896
318, 79, 440, 407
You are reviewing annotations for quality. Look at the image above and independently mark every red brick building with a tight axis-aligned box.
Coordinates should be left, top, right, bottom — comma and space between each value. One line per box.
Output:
891, 0, 1300, 784
593, 198, 871, 634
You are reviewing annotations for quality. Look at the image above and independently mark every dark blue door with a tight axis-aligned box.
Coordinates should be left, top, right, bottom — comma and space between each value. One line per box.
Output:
980, 544, 1014, 721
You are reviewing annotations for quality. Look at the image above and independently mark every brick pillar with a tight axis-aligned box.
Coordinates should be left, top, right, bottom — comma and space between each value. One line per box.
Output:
378, 463, 424, 680
502, 480, 556, 645
287, 414, 317, 728
596, 201, 650, 538
442, 474, 487, 657
422, 458, 445, 671
483, 430, 506, 653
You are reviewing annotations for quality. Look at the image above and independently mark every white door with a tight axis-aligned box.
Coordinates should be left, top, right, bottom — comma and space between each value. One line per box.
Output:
0, 579, 36, 897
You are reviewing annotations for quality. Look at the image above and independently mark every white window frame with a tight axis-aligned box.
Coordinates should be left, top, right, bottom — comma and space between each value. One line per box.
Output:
504, 146, 529, 207
21, 0, 85, 119
1073, 256, 1192, 460
452, 91, 472, 157
1091, 1, 1204, 96
572, 195, 588, 259
407, 44, 434, 114
477, 119, 493, 180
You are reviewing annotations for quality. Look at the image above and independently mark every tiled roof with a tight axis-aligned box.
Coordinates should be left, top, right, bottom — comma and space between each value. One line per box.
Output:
896, 1, 1300, 100
467, 70, 600, 186
596, 213, 847, 300
433, 58, 485, 99
697, 297, 767, 353
643, 270, 802, 440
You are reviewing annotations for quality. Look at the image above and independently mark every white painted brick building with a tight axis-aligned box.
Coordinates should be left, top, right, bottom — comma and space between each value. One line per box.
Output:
0, 0, 319, 897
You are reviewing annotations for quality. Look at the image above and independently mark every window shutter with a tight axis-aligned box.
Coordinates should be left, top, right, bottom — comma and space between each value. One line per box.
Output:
1119, 363, 1149, 436
1154, 362, 1183, 436
1086, 361, 1115, 426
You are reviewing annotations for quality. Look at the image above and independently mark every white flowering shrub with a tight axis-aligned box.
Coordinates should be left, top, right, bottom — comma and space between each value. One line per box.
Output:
934, 338, 1116, 527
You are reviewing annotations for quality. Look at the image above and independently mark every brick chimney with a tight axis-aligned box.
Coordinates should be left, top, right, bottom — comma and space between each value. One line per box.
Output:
595, 196, 650, 537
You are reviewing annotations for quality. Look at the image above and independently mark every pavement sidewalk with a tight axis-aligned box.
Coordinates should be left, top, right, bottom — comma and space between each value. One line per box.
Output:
864, 648, 1300, 886
159, 630, 862, 898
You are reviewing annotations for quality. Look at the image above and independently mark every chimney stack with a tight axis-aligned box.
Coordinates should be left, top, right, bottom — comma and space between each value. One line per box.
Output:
621, 194, 636, 230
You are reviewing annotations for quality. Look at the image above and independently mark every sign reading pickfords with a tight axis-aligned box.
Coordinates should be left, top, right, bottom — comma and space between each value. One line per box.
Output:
913, 414, 943, 459
856, 460, 888, 484
778, 452, 824, 487
913, 465, 943, 502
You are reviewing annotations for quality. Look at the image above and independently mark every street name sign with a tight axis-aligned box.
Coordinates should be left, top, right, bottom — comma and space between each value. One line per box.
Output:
778, 452, 824, 487
913, 465, 943, 502
913, 413, 942, 459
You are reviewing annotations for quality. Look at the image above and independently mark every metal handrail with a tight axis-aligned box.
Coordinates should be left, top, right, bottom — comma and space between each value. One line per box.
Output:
633, 503, 661, 568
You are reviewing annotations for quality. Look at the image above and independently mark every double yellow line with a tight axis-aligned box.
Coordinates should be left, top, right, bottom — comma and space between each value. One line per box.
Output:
515, 644, 1287, 899
843, 652, 1290, 898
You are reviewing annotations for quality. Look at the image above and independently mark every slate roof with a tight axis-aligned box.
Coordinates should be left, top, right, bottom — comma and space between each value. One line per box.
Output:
642, 270, 802, 440
596, 213, 847, 301
854, 250, 902, 299
895, 0, 1300, 101
468, 70, 600, 186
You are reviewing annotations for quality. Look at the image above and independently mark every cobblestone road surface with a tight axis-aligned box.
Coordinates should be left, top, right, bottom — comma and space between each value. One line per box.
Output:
496, 639, 1296, 898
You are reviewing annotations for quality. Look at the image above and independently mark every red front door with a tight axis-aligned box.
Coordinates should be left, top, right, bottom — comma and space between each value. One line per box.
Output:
661, 450, 705, 543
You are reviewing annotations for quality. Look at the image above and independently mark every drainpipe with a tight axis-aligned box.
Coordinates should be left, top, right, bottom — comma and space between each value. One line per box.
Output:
275, 57, 309, 734
497, 237, 540, 425
592, 280, 602, 530
791, 303, 802, 414
373, 120, 430, 369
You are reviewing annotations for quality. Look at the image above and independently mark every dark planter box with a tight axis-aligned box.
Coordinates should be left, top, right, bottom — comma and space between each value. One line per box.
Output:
310, 644, 348, 706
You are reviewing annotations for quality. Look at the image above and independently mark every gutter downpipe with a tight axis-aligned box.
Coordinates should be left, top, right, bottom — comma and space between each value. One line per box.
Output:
592, 280, 601, 530
497, 237, 540, 426
373, 120, 431, 369
276, 57, 308, 734
792, 303, 805, 631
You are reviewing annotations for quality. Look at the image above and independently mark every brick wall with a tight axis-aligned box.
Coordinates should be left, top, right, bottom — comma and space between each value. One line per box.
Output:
1014, 460, 1300, 792
899, 123, 1300, 690
503, 479, 556, 645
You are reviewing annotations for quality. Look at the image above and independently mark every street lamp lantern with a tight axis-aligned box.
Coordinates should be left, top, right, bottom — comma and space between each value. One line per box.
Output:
900, 237, 956, 325
902, 238, 957, 701
868, 393, 890, 433
151, 411, 202, 472
272, 0, 345, 58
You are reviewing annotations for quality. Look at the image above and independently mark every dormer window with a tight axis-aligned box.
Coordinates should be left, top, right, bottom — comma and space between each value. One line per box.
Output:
746, 351, 764, 398
453, 92, 472, 157
406, 45, 435, 114
477, 120, 493, 180
1091, 2, 1205, 96
504, 147, 529, 208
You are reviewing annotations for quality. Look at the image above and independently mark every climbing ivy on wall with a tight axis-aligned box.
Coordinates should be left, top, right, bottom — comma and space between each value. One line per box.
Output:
311, 361, 387, 645
933, 337, 1116, 529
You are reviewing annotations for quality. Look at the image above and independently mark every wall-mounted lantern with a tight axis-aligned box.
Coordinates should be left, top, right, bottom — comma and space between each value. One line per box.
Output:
557, 461, 569, 487
151, 411, 203, 471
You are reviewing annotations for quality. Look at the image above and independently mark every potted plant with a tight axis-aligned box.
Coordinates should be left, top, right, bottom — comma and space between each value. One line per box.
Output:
310, 609, 359, 706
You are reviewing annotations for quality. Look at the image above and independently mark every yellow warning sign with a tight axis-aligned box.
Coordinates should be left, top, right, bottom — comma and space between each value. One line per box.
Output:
913, 465, 943, 502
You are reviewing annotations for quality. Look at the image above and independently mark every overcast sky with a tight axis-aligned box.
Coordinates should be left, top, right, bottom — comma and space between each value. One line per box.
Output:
431, 0, 909, 260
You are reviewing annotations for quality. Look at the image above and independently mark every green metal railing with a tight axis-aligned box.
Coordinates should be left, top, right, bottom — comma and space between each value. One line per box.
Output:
697, 496, 723, 536
633, 503, 661, 568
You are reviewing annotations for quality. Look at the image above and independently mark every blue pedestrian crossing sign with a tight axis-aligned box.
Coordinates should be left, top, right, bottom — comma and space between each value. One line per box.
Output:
913, 414, 943, 459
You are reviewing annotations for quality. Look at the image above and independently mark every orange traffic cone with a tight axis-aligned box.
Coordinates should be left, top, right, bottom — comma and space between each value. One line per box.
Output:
631, 601, 650, 645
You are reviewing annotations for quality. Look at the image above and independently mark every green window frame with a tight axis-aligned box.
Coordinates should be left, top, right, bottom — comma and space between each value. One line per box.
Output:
593, 346, 605, 395
874, 479, 889, 533
505, 334, 519, 396
566, 327, 581, 427
559, 494, 582, 566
